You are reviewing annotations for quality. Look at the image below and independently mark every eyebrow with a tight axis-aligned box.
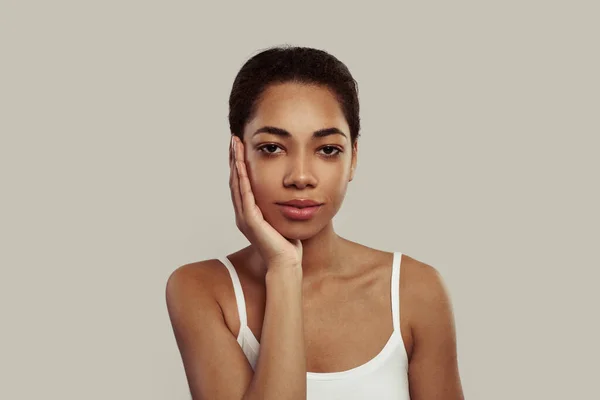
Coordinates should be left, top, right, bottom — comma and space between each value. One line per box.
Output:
251, 126, 347, 139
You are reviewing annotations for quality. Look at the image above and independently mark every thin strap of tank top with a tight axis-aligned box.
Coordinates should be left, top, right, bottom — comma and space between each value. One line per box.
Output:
218, 256, 248, 328
391, 251, 403, 333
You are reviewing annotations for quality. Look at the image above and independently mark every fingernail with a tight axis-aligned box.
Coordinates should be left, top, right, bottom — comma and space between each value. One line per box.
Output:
231, 136, 236, 157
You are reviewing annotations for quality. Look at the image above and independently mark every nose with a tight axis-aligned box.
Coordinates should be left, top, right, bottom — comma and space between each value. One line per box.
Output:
282, 152, 317, 189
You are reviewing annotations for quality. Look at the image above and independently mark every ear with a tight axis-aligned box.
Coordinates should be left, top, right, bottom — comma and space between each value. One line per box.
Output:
349, 140, 358, 182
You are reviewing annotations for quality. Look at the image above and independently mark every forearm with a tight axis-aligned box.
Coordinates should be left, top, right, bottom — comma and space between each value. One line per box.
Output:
243, 266, 306, 400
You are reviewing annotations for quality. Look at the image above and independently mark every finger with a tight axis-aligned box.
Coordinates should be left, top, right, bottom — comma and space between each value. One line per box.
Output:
232, 160, 244, 216
234, 138, 258, 215
230, 138, 243, 216
229, 135, 234, 165
229, 137, 234, 184
229, 137, 235, 190
232, 165, 243, 212
236, 159, 257, 217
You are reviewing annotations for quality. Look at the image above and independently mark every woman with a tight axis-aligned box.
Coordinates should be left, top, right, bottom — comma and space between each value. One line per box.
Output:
166, 45, 464, 399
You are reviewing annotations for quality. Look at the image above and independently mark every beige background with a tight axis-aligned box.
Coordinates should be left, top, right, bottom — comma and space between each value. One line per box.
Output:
1, 1, 598, 399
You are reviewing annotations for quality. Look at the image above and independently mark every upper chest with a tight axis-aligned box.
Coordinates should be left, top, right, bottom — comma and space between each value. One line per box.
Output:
215, 255, 414, 372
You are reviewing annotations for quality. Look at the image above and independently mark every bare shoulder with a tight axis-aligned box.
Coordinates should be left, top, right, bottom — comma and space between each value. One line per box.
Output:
166, 259, 224, 303
164, 258, 241, 333
401, 256, 464, 397
165, 260, 222, 334
165, 258, 255, 399
167, 258, 226, 285
401, 255, 450, 303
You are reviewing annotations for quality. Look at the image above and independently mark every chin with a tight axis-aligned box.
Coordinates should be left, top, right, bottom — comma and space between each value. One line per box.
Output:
269, 219, 320, 241
280, 229, 318, 241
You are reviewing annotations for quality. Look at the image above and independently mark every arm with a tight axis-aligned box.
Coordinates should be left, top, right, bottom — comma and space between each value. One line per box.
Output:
407, 263, 465, 399
244, 266, 306, 400
166, 261, 306, 400
166, 262, 253, 399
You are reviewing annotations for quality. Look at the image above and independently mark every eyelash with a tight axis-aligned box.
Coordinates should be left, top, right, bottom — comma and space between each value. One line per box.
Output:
257, 144, 343, 158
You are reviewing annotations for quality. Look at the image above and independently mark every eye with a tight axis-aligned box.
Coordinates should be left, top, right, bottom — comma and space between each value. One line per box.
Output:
257, 144, 283, 156
257, 144, 342, 158
318, 146, 342, 157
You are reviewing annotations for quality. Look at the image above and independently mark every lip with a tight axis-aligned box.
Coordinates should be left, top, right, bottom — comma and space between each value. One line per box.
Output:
277, 199, 323, 208
277, 204, 323, 220
276, 200, 324, 221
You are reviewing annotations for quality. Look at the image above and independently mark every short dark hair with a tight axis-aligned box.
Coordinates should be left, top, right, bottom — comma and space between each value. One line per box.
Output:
228, 45, 360, 144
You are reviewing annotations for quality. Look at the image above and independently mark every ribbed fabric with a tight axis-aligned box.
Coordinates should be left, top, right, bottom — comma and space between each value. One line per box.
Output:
218, 252, 410, 399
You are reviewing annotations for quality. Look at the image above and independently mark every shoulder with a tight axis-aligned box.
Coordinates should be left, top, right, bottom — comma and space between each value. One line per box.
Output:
400, 256, 464, 396
165, 259, 230, 316
401, 255, 454, 331
401, 255, 450, 306
166, 259, 223, 292
401, 255, 458, 355
165, 259, 257, 398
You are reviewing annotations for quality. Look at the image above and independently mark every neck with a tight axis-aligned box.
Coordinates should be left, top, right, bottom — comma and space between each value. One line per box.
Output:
297, 222, 347, 280
247, 223, 351, 281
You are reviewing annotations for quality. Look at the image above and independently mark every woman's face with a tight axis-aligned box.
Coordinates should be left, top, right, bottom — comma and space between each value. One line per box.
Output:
241, 82, 357, 240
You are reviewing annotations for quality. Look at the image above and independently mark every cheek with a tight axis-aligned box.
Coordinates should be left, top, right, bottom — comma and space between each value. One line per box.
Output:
321, 169, 350, 201
246, 163, 276, 201
326, 161, 350, 183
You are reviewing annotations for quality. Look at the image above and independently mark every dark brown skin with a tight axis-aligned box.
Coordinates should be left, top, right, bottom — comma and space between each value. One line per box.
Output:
166, 82, 464, 399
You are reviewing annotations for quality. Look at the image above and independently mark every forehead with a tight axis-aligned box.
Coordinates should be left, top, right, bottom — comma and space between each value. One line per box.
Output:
244, 82, 349, 139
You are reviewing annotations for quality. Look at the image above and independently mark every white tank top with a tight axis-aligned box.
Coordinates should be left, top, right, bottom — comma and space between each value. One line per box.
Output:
218, 252, 410, 399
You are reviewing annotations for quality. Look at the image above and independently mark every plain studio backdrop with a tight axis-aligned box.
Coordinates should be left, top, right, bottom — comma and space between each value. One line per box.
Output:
1, 1, 598, 399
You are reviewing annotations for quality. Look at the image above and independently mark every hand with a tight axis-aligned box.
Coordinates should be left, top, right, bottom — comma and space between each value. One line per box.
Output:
229, 135, 303, 270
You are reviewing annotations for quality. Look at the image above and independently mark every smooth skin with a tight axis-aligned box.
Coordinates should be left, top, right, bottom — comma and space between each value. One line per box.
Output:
166, 82, 464, 399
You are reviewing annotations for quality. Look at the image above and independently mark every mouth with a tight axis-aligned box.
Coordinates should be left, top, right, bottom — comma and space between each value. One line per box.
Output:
276, 203, 324, 221
276, 199, 324, 208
